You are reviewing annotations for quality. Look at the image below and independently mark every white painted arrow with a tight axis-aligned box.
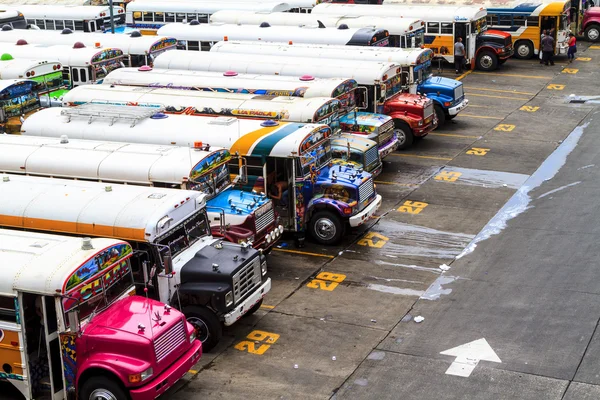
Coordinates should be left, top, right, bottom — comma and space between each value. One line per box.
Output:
440, 338, 501, 377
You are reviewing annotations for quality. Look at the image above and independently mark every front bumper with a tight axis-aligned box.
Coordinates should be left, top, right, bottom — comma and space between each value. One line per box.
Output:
253, 224, 282, 251
224, 278, 272, 326
498, 47, 514, 59
448, 98, 469, 116
129, 340, 202, 400
413, 116, 437, 137
378, 133, 399, 159
349, 194, 382, 228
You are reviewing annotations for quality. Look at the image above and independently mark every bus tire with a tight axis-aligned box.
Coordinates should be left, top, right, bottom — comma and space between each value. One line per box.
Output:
309, 210, 343, 245
80, 376, 128, 400
498, 58, 508, 65
183, 305, 222, 352
476, 50, 498, 71
514, 40, 534, 59
394, 120, 414, 150
585, 24, 600, 42
434, 104, 446, 126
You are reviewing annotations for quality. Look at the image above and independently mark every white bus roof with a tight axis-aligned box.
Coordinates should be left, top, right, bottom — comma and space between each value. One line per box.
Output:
209, 10, 424, 36
210, 40, 434, 67
157, 22, 381, 46
0, 9, 23, 19
0, 228, 128, 296
390, 0, 548, 8
204, 0, 315, 9
2, 4, 124, 19
0, 42, 124, 66
0, 56, 61, 79
155, 50, 400, 85
0, 0, 88, 5
127, 0, 291, 14
312, 3, 487, 22
61, 84, 339, 123
0, 173, 207, 242
22, 106, 331, 159
0, 28, 176, 56
103, 67, 357, 99
0, 133, 228, 185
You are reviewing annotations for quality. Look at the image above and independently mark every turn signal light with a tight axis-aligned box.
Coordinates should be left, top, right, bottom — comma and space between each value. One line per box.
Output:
129, 374, 142, 384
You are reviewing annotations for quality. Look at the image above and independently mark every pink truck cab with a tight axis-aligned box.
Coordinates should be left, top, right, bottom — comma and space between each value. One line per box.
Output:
582, 7, 600, 42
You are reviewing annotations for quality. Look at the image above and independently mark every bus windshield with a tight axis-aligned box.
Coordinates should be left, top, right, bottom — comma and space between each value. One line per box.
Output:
384, 74, 403, 100
189, 162, 231, 195
414, 61, 433, 83
472, 16, 487, 35
406, 29, 425, 48
158, 209, 210, 258
299, 139, 333, 176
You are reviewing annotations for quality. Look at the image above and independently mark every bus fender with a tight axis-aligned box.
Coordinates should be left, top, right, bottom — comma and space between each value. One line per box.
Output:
306, 198, 345, 222
76, 357, 140, 390
385, 112, 420, 130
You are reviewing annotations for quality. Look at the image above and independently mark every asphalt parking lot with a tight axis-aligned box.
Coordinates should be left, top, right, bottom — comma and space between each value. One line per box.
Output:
167, 43, 600, 399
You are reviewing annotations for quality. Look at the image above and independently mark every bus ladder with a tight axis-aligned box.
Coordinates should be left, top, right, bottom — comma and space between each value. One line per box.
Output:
61, 103, 166, 127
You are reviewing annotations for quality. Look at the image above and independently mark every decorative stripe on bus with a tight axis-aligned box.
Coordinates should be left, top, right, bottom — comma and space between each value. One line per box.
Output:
0, 215, 147, 241
250, 123, 305, 157
230, 124, 289, 156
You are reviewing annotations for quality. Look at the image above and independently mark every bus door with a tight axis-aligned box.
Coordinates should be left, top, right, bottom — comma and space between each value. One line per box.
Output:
266, 157, 295, 229
20, 293, 65, 400
455, 22, 471, 60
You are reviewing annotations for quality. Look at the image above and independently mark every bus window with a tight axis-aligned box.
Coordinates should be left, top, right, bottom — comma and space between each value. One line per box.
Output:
200, 41, 212, 51
55, 20, 64, 30
65, 20, 75, 30
527, 17, 539, 26
74, 20, 84, 31
427, 22, 439, 34
198, 14, 209, 23
513, 16, 527, 26
133, 11, 142, 21
26, 18, 34, 25
80, 68, 87, 83
89, 21, 96, 32
142, 11, 152, 22
72, 68, 79, 83
187, 13, 197, 22
498, 15, 512, 26
166, 12, 175, 23
176, 13, 186, 22
0, 296, 17, 323
45, 19, 55, 30
441, 23, 453, 34
154, 12, 165, 22
188, 40, 200, 51
35, 19, 44, 29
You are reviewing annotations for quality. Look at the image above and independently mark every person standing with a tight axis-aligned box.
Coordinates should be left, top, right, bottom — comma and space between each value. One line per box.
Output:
454, 37, 465, 74
567, 32, 577, 63
539, 30, 547, 64
542, 33, 555, 66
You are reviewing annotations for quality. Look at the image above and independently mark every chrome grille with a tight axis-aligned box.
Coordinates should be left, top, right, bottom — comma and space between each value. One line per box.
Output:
380, 119, 394, 135
359, 178, 375, 203
377, 129, 394, 147
255, 207, 275, 233
454, 85, 464, 101
154, 319, 186, 363
365, 146, 379, 167
233, 257, 262, 304
424, 102, 434, 119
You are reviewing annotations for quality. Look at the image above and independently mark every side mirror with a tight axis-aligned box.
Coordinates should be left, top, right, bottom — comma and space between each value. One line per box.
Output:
163, 254, 174, 275
67, 310, 80, 334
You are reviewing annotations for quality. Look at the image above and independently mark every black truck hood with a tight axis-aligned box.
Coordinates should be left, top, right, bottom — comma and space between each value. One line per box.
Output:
180, 241, 258, 283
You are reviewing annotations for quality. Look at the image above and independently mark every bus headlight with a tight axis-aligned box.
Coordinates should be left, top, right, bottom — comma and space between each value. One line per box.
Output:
189, 330, 197, 343
261, 261, 267, 276
129, 367, 153, 383
418, 120, 424, 126
278, 225, 284, 234
225, 291, 233, 307
266, 234, 272, 244
271, 231, 277, 241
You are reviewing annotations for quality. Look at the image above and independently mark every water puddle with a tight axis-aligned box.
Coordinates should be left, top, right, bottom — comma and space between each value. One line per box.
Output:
376, 260, 441, 274
366, 284, 425, 297
437, 166, 529, 189
420, 276, 457, 301
537, 181, 581, 199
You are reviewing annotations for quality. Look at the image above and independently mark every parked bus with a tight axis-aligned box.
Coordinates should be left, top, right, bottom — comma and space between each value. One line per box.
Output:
209, 10, 425, 48
210, 41, 466, 124
22, 109, 381, 245
159, 22, 390, 49
0, 26, 177, 66
102, 67, 388, 172
0, 173, 271, 351
0, 129, 281, 250
318, 0, 382, 3
0, 9, 27, 29
61, 83, 398, 160
0, 228, 202, 400
0, 41, 125, 88
0, 54, 66, 98
155, 50, 435, 148
581, 6, 600, 41
1, 5, 126, 32
311, 3, 514, 69
126, 0, 291, 35
0, 78, 41, 132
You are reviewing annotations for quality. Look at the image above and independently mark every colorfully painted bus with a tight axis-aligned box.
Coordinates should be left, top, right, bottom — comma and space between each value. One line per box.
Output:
209, 10, 425, 48
0, 26, 177, 66
102, 67, 387, 172
21, 108, 382, 245
61, 83, 398, 159
155, 50, 435, 148
126, 0, 291, 35
2, 4, 126, 32
158, 22, 390, 49
0, 173, 271, 351
312, 3, 515, 69
0, 41, 125, 87
210, 41, 467, 124
0, 128, 281, 250
0, 78, 41, 132
0, 228, 202, 400
0, 54, 66, 98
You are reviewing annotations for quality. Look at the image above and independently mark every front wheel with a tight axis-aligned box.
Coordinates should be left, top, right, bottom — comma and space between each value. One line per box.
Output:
245, 299, 263, 317
183, 305, 222, 352
514, 40, 534, 59
585, 24, 600, 42
80, 376, 128, 400
434, 104, 446, 126
498, 58, 508, 65
476, 50, 498, 71
394, 120, 414, 150
309, 210, 343, 245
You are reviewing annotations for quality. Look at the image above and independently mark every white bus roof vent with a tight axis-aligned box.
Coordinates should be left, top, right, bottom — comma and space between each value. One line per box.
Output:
209, 117, 237, 126
81, 237, 93, 250
61, 103, 166, 127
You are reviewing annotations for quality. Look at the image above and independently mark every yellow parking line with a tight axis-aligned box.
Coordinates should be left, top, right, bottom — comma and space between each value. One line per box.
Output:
456, 70, 472, 81
467, 93, 530, 101
390, 153, 453, 161
260, 304, 275, 309
472, 72, 551, 79
464, 87, 536, 96
458, 114, 504, 120
430, 132, 479, 139
374, 180, 419, 186
188, 370, 199, 375
272, 248, 335, 258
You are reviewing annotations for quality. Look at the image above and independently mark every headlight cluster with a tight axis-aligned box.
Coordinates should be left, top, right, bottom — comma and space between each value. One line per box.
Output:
189, 330, 197, 343
129, 367, 153, 384
238, 235, 255, 245
265, 225, 284, 244
225, 290, 233, 307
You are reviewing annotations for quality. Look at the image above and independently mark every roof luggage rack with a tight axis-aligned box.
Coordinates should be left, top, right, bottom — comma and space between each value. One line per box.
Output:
61, 103, 166, 127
